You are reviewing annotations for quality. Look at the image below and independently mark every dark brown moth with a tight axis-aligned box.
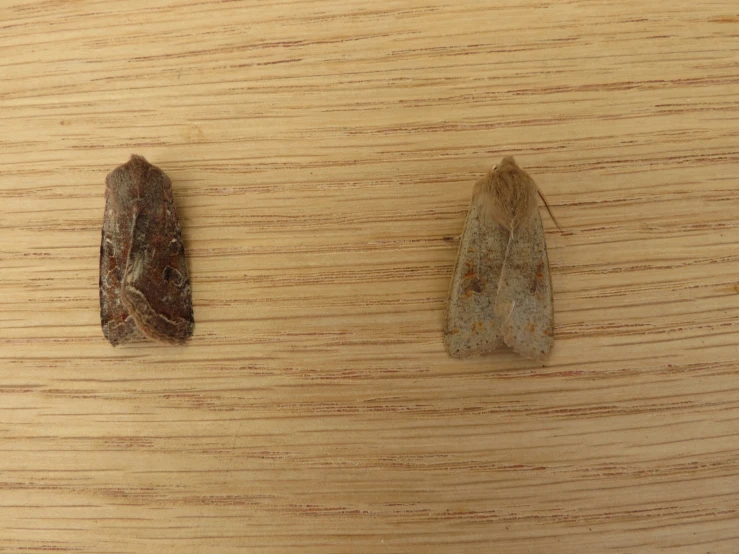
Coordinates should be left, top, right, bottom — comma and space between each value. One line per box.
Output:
444, 156, 554, 361
99, 155, 194, 346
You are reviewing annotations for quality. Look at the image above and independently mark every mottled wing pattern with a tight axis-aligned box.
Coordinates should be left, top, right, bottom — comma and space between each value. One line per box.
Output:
444, 199, 508, 357
494, 211, 554, 361
120, 163, 194, 344
99, 169, 142, 346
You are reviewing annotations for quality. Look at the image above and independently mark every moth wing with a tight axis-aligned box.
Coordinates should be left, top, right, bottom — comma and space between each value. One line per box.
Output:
494, 210, 554, 361
99, 184, 142, 346
444, 200, 508, 357
120, 165, 194, 345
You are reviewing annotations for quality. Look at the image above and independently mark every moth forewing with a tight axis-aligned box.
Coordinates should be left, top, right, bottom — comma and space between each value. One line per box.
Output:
494, 209, 554, 361
444, 195, 508, 358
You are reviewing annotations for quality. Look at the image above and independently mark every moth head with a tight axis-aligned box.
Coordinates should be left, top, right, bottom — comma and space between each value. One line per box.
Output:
474, 156, 538, 230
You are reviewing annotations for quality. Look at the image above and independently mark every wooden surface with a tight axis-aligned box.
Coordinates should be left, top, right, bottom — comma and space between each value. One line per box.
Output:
1, 1, 739, 552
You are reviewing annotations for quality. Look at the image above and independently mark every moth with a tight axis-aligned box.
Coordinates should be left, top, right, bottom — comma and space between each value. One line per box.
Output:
444, 157, 554, 361
99, 155, 194, 346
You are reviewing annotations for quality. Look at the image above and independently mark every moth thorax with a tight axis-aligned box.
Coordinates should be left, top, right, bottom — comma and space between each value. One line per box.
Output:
475, 173, 538, 231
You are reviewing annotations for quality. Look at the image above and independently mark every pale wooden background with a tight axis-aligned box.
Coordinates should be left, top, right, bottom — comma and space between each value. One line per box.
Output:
1, 1, 738, 552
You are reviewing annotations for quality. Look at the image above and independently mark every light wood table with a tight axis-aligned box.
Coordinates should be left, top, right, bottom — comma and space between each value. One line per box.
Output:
2, 1, 738, 552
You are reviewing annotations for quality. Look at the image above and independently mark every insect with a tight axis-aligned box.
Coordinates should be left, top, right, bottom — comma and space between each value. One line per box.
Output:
99, 155, 194, 346
444, 157, 554, 361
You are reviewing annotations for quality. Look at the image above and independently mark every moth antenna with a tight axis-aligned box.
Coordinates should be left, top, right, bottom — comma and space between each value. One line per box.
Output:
536, 187, 563, 233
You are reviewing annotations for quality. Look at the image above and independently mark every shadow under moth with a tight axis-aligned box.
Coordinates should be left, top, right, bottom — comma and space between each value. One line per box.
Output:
99, 155, 194, 346
444, 157, 554, 361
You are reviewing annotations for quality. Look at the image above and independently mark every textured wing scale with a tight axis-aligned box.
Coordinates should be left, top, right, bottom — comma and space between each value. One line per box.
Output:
99, 178, 143, 345
444, 195, 553, 361
120, 167, 194, 344
494, 210, 554, 360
